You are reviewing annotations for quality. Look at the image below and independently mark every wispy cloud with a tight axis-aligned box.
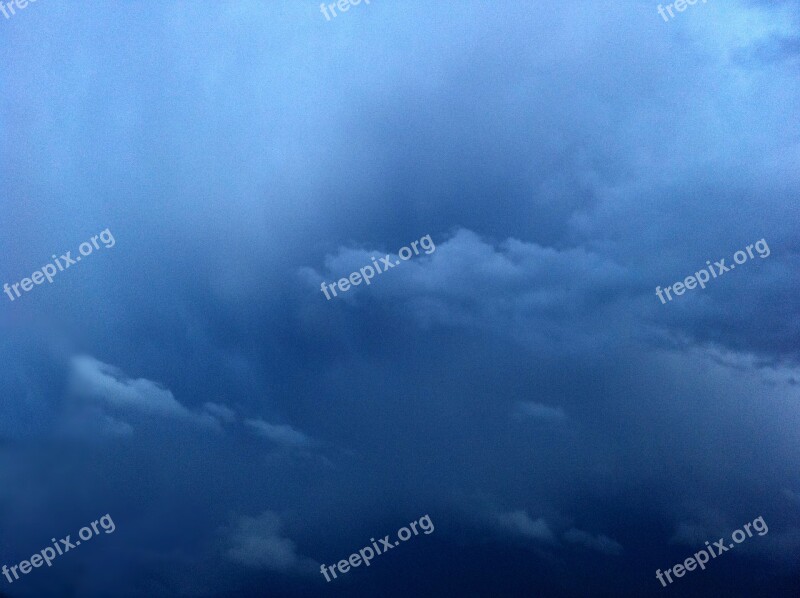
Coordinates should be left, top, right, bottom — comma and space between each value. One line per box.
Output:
563, 528, 623, 555
494, 509, 556, 543
244, 418, 314, 447
517, 401, 567, 422
68, 355, 229, 432
203, 402, 237, 423
225, 511, 316, 573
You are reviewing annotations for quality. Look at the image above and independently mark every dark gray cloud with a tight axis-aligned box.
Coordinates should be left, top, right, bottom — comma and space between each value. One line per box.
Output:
0, 0, 798, 596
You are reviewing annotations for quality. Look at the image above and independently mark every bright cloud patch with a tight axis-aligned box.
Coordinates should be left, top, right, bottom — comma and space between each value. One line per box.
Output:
68, 355, 226, 432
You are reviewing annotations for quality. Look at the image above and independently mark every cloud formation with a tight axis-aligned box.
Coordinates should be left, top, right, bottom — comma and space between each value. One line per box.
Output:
517, 401, 568, 422
0, 0, 798, 595
68, 355, 226, 432
494, 509, 556, 543
244, 419, 314, 447
225, 511, 316, 573
563, 528, 623, 556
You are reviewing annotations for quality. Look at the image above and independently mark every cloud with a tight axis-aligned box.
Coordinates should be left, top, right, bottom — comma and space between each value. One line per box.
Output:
563, 528, 623, 556
494, 509, 556, 543
225, 511, 316, 573
203, 402, 237, 423
0, 0, 797, 595
68, 355, 225, 431
517, 401, 567, 422
60, 406, 134, 439
302, 228, 633, 353
244, 419, 313, 447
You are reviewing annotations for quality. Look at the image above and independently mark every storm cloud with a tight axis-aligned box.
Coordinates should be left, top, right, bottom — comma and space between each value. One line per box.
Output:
0, 0, 798, 596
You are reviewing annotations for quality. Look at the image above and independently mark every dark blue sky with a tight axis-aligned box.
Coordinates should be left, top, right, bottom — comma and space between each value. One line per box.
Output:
1, 1, 799, 596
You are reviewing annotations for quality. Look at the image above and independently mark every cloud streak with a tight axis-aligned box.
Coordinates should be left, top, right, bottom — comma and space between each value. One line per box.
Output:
68, 355, 227, 432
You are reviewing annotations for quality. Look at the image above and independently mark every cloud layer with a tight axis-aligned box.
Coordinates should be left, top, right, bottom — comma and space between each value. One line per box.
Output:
0, 0, 798, 596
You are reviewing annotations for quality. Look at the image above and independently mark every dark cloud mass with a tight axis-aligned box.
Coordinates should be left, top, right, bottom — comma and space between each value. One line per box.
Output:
1, 0, 799, 596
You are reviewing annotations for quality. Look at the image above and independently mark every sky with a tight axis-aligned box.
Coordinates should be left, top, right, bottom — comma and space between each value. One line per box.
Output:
1, 0, 799, 596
